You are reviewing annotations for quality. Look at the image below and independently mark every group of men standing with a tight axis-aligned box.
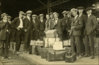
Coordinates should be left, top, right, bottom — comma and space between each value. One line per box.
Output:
0, 6, 97, 60
70, 7, 97, 59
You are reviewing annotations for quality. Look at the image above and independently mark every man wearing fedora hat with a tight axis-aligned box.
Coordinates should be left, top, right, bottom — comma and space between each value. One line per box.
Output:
23, 10, 32, 53
84, 7, 97, 59
12, 11, 25, 53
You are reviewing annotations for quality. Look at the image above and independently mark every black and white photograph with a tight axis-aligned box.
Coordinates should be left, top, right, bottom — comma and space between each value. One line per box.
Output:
0, 0, 99, 65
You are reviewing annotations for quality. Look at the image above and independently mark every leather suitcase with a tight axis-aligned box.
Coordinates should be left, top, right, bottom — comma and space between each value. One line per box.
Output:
65, 46, 76, 62
46, 48, 66, 61
45, 30, 56, 38
65, 53, 76, 62
40, 48, 48, 58
63, 40, 71, 47
35, 46, 42, 55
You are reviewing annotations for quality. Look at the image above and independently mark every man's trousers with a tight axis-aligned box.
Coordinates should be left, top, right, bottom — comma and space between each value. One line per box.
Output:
16, 29, 24, 52
71, 36, 82, 55
84, 34, 95, 56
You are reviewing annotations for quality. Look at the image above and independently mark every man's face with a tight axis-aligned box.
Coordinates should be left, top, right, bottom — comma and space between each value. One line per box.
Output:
27, 14, 31, 17
8, 18, 11, 21
19, 14, 23, 18
3, 16, 8, 20
50, 14, 54, 19
86, 10, 92, 15
78, 9, 83, 14
40, 16, 44, 19
23, 15, 26, 19
3, 15, 8, 22
67, 13, 71, 17
72, 11, 77, 16
32, 16, 36, 20
63, 14, 66, 17
54, 13, 58, 18
46, 15, 49, 19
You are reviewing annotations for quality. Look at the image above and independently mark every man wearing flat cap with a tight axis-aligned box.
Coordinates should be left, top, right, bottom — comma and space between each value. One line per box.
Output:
84, 7, 97, 59
31, 14, 39, 41
61, 10, 70, 40
23, 10, 32, 53
12, 11, 25, 53
0, 13, 10, 59
52, 12, 62, 40
62, 10, 68, 17
77, 6, 87, 56
30, 14, 39, 54
38, 14, 46, 40
70, 8, 83, 58
49, 12, 55, 29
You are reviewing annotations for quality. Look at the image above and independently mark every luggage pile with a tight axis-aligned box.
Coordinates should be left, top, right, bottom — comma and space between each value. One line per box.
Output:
30, 29, 76, 62
35, 46, 76, 62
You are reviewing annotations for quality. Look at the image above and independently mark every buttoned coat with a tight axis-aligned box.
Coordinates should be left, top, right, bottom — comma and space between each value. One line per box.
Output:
71, 16, 83, 36
0, 21, 10, 41
84, 15, 97, 35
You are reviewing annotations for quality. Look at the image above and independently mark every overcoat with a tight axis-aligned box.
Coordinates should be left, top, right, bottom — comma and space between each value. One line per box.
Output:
31, 18, 39, 40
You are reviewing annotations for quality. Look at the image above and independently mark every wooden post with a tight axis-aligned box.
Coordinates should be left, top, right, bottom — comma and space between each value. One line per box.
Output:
47, 0, 51, 14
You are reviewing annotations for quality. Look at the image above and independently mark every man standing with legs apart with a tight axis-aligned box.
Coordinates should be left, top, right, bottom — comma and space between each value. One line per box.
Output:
12, 11, 25, 54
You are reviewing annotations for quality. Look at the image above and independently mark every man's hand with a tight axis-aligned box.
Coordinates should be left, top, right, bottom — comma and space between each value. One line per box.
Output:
6, 29, 9, 32
24, 29, 27, 32
71, 26, 75, 29
17, 27, 20, 30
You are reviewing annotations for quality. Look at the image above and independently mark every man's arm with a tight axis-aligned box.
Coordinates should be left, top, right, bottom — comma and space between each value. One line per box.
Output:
92, 15, 97, 31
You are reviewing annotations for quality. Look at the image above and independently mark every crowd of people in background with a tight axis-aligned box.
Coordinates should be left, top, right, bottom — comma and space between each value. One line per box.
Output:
0, 6, 98, 60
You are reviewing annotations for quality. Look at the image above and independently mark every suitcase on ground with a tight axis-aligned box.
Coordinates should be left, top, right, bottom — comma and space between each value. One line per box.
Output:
65, 47, 76, 63
46, 48, 66, 61
65, 53, 76, 63
40, 48, 48, 58
53, 41, 64, 50
63, 40, 71, 47
35, 46, 42, 55
48, 38, 56, 47
45, 30, 56, 38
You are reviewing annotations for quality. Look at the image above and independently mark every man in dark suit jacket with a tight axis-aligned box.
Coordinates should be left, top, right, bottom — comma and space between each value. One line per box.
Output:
70, 8, 83, 58
61, 10, 70, 40
31, 14, 39, 40
12, 11, 25, 52
23, 10, 32, 52
53, 12, 62, 40
49, 12, 55, 30
38, 14, 45, 40
0, 13, 10, 59
84, 7, 97, 59
77, 6, 87, 56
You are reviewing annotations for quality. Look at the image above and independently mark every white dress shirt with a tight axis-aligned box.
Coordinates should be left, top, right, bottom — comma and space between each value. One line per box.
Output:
18, 17, 23, 28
